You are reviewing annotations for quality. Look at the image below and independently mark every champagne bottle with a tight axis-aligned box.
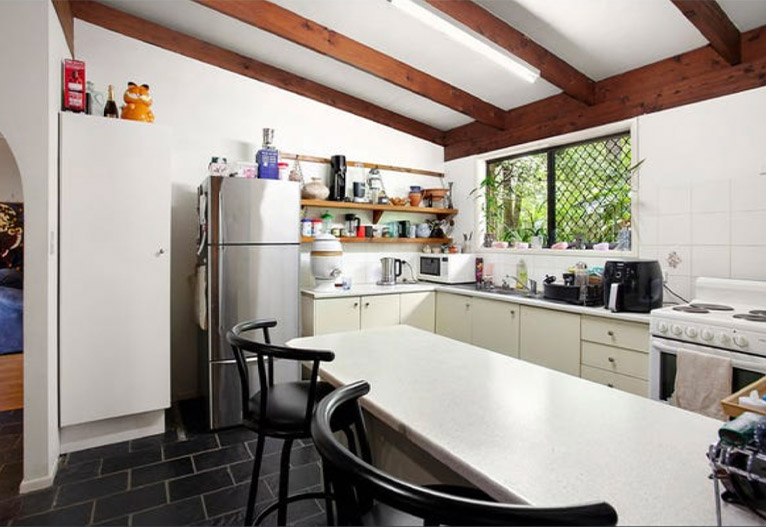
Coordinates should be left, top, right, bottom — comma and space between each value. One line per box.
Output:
104, 84, 119, 118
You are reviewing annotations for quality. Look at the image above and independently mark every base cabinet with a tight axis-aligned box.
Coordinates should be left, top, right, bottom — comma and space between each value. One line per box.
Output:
313, 297, 361, 335
435, 293, 472, 343
400, 292, 436, 332
361, 295, 401, 329
471, 297, 520, 358
520, 306, 581, 376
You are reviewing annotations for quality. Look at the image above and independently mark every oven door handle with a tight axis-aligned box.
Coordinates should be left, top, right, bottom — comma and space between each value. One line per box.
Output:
652, 339, 766, 373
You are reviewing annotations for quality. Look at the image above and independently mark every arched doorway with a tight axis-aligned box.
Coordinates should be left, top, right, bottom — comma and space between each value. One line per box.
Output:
0, 133, 24, 413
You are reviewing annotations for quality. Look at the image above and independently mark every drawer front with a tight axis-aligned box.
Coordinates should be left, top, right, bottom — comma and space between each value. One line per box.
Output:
581, 341, 649, 380
581, 316, 649, 353
581, 365, 648, 397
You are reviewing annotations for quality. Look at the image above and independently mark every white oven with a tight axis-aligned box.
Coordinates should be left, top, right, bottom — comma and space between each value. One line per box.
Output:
649, 336, 766, 402
417, 254, 475, 284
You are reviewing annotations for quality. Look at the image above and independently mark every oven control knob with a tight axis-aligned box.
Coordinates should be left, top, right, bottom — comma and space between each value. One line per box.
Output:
701, 329, 714, 341
657, 322, 669, 334
734, 335, 749, 348
718, 333, 731, 346
672, 325, 683, 336
685, 327, 698, 338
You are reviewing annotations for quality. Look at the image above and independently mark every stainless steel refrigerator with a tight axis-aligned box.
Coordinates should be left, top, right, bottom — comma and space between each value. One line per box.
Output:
198, 176, 300, 429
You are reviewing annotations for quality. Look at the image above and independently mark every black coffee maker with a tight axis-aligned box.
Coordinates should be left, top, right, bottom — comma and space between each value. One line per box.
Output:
329, 155, 346, 201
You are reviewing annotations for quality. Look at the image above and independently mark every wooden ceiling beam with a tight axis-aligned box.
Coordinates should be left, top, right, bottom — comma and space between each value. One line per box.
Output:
671, 0, 741, 65
69, 1, 445, 145
194, 0, 506, 130
426, 0, 595, 106
52, 0, 75, 57
444, 25, 766, 160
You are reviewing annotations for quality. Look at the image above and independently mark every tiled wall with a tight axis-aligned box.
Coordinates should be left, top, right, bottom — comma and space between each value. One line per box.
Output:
301, 244, 423, 287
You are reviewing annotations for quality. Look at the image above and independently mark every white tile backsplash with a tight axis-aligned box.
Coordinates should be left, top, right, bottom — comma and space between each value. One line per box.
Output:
731, 211, 766, 246
731, 246, 766, 281
658, 186, 691, 215
732, 175, 766, 212
691, 212, 730, 246
657, 245, 691, 276
691, 246, 730, 278
658, 214, 691, 245
691, 180, 730, 213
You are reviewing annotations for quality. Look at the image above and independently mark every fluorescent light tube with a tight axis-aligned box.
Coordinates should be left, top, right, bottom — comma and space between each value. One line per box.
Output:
390, 0, 540, 83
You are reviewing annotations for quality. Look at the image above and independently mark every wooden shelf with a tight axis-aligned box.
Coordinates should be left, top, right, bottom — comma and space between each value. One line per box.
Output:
301, 199, 457, 223
301, 237, 451, 244
282, 153, 444, 178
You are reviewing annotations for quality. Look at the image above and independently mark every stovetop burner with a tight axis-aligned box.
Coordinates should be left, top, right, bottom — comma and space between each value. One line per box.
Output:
734, 314, 766, 323
751, 310, 766, 316
689, 303, 735, 311
673, 306, 710, 314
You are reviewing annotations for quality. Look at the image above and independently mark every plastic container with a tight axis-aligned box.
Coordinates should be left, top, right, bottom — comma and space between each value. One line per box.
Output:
278, 161, 290, 180
516, 259, 528, 289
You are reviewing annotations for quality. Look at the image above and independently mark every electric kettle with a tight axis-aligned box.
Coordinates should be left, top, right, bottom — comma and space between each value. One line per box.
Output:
378, 257, 402, 286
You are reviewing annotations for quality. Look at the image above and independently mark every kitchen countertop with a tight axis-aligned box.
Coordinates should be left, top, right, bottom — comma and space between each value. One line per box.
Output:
288, 326, 759, 526
301, 282, 651, 324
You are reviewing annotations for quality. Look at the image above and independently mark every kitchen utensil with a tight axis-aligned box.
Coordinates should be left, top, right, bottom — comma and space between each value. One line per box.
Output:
398, 220, 411, 238
352, 181, 366, 202
390, 197, 408, 206
409, 190, 422, 207
311, 234, 343, 291
367, 168, 388, 204
416, 223, 431, 238
365, 225, 374, 238
329, 155, 347, 201
345, 214, 360, 238
302, 177, 329, 200
356, 225, 366, 238
378, 257, 402, 286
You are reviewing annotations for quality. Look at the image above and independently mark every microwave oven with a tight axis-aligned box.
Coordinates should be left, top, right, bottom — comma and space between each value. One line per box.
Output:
417, 254, 475, 284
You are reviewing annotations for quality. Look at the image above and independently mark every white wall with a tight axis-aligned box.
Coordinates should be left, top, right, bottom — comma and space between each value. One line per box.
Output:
75, 21, 444, 400
0, 137, 23, 202
447, 86, 766, 302
0, 0, 69, 491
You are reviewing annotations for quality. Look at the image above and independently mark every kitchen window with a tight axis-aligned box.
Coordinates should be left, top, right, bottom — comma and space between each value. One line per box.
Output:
482, 133, 634, 250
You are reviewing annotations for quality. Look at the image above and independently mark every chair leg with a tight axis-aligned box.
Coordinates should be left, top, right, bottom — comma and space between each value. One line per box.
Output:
277, 438, 294, 526
322, 460, 335, 526
245, 433, 266, 526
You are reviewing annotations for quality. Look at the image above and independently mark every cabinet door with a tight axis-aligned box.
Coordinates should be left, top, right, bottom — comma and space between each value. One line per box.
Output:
471, 298, 520, 358
361, 295, 401, 330
314, 297, 361, 335
435, 293, 472, 343
520, 306, 581, 376
399, 292, 435, 332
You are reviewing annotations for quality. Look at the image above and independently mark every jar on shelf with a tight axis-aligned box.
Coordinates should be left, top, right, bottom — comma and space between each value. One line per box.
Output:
301, 218, 312, 237
302, 176, 330, 200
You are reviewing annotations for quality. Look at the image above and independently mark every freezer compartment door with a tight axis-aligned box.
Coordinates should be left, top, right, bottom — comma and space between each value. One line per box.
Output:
216, 178, 299, 244
209, 358, 300, 430
213, 245, 299, 361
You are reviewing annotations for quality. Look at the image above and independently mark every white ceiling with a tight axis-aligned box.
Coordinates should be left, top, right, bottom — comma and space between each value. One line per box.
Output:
100, 0, 766, 133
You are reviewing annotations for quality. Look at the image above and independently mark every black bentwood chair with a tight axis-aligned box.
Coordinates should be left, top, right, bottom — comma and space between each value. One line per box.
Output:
227, 319, 341, 526
311, 380, 620, 526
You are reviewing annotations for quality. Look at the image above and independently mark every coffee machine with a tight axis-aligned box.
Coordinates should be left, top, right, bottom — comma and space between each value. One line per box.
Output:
329, 155, 346, 201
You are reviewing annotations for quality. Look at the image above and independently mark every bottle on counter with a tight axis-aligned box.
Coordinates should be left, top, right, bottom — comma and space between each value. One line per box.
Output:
516, 258, 528, 289
103, 84, 119, 118
256, 128, 279, 179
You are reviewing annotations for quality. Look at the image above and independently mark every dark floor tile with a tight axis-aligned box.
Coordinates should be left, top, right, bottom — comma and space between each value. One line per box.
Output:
291, 511, 327, 527
0, 498, 20, 524
56, 472, 128, 507
12, 501, 92, 526
0, 437, 18, 452
215, 428, 256, 447
131, 457, 194, 488
0, 423, 21, 436
0, 487, 56, 520
290, 446, 319, 468
0, 463, 22, 485
202, 480, 272, 519
67, 442, 131, 466
0, 411, 22, 426
256, 495, 323, 527
229, 452, 281, 484
94, 515, 129, 525
130, 431, 178, 452
101, 449, 162, 475
132, 496, 206, 526
55, 459, 101, 486
193, 444, 250, 472
93, 482, 166, 523
193, 509, 244, 526
263, 463, 320, 497
245, 437, 284, 458
163, 436, 218, 461
0, 480, 19, 502
168, 467, 232, 502
0, 446, 22, 465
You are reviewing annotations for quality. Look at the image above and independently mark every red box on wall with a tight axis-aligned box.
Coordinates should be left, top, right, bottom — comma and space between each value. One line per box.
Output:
63, 59, 86, 112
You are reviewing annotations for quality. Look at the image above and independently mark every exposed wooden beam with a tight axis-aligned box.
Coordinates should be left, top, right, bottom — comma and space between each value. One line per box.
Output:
194, 0, 506, 130
52, 0, 75, 57
672, 0, 741, 65
426, 0, 595, 106
69, 1, 445, 145
444, 25, 766, 160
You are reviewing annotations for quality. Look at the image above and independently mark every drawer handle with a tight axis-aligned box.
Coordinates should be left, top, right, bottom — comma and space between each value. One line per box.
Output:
607, 357, 615, 363
607, 330, 615, 337
607, 383, 614, 388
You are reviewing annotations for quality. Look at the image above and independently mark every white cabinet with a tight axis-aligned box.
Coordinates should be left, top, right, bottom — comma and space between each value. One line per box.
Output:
361, 295, 400, 329
59, 113, 171, 432
435, 292, 472, 343
399, 292, 435, 332
519, 306, 581, 376
471, 297, 520, 358
312, 297, 361, 335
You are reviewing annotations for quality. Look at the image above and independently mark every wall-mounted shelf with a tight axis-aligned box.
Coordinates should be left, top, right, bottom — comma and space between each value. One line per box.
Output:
301, 199, 457, 224
282, 153, 444, 178
301, 236, 451, 244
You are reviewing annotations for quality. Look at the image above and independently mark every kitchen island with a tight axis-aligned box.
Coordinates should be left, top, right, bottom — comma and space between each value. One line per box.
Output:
288, 325, 760, 526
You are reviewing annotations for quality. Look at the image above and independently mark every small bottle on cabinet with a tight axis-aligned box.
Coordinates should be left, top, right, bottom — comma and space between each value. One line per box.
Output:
103, 84, 119, 118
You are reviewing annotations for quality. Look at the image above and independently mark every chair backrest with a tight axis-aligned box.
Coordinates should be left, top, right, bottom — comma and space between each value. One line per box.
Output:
226, 319, 334, 430
312, 381, 619, 526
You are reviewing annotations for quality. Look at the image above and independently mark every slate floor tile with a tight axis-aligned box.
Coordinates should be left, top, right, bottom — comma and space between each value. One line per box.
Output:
130, 431, 179, 452
0, 487, 55, 521
256, 495, 323, 527
132, 496, 206, 526
215, 428, 256, 447
56, 472, 128, 507
94, 515, 129, 526
131, 457, 193, 488
245, 437, 284, 457
291, 512, 327, 527
101, 449, 162, 475
92, 482, 166, 523
0, 423, 21, 436
67, 442, 131, 466
193, 444, 250, 472
0, 437, 19, 452
202, 480, 272, 519
290, 446, 319, 468
163, 436, 218, 461
229, 453, 281, 484
55, 460, 101, 486
12, 501, 93, 526
168, 468, 232, 502
193, 509, 244, 526
263, 463, 321, 496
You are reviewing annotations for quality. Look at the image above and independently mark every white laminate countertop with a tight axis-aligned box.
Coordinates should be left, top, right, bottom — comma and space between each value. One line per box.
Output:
288, 326, 759, 526
301, 282, 652, 324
